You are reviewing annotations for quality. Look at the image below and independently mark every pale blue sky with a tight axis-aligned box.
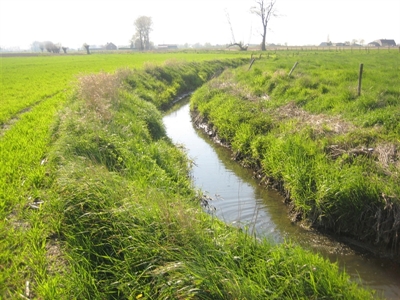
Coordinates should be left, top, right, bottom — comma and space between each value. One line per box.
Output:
1, 0, 399, 49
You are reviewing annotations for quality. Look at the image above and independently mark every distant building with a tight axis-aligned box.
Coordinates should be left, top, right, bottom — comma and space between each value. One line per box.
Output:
368, 39, 396, 47
368, 41, 380, 47
334, 43, 346, 47
157, 44, 178, 49
118, 45, 132, 50
105, 42, 117, 50
319, 42, 332, 47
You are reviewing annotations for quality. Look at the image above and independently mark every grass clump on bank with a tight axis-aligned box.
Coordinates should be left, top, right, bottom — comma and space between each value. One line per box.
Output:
190, 50, 400, 257
2, 56, 373, 298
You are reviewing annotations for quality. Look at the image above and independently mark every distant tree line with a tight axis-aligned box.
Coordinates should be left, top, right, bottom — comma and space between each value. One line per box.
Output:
31, 41, 68, 53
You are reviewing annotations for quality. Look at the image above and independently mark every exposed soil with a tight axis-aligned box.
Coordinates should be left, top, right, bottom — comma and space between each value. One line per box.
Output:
272, 101, 355, 134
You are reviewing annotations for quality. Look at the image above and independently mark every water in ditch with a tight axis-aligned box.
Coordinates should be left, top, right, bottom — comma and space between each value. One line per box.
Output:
163, 100, 400, 299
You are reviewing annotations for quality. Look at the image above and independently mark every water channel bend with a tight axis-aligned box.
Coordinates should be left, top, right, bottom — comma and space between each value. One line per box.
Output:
163, 101, 400, 299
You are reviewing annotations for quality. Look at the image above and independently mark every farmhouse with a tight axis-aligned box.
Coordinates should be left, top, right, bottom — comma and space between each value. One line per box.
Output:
105, 42, 117, 50
368, 39, 397, 47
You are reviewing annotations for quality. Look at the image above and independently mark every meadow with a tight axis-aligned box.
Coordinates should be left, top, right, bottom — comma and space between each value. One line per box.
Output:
1, 51, 376, 298
191, 49, 400, 256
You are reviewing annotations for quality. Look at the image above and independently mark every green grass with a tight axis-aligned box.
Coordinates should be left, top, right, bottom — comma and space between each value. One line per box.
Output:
0, 92, 66, 296
42, 60, 373, 299
0, 51, 247, 125
0, 53, 243, 298
191, 50, 400, 254
0, 52, 375, 298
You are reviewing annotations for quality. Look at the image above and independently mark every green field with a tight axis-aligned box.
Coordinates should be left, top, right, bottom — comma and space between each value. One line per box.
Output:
191, 50, 400, 255
0, 52, 248, 125
1, 51, 378, 298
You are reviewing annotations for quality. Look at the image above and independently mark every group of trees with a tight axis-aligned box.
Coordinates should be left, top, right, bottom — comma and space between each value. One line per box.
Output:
228, 0, 277, 51
31, 15, 154, 55
31, 41, 68, 53
251, 0, 277, 51
131, 16, 153, 50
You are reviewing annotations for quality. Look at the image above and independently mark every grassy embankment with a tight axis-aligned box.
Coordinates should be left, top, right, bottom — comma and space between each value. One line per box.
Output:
1, 52, 374, 298
191, 50, 400, 257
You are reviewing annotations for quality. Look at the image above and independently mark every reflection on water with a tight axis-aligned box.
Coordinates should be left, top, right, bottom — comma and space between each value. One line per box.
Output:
163, 101, 400, 299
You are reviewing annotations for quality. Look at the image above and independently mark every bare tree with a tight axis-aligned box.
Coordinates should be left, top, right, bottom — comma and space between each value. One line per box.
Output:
225, 9, 248, 51
251, 0, 277, 51
133, 16, 153, 51
227, 41, 248, 51
83, 43, 90, 54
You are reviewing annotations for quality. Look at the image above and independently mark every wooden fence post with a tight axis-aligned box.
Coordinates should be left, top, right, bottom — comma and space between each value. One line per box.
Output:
288, 62, 298, 77
358, 63, 364, 96
248, 58, 256, 71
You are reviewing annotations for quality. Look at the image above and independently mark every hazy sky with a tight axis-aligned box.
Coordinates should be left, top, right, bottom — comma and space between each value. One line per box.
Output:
1, 0, 399, 49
